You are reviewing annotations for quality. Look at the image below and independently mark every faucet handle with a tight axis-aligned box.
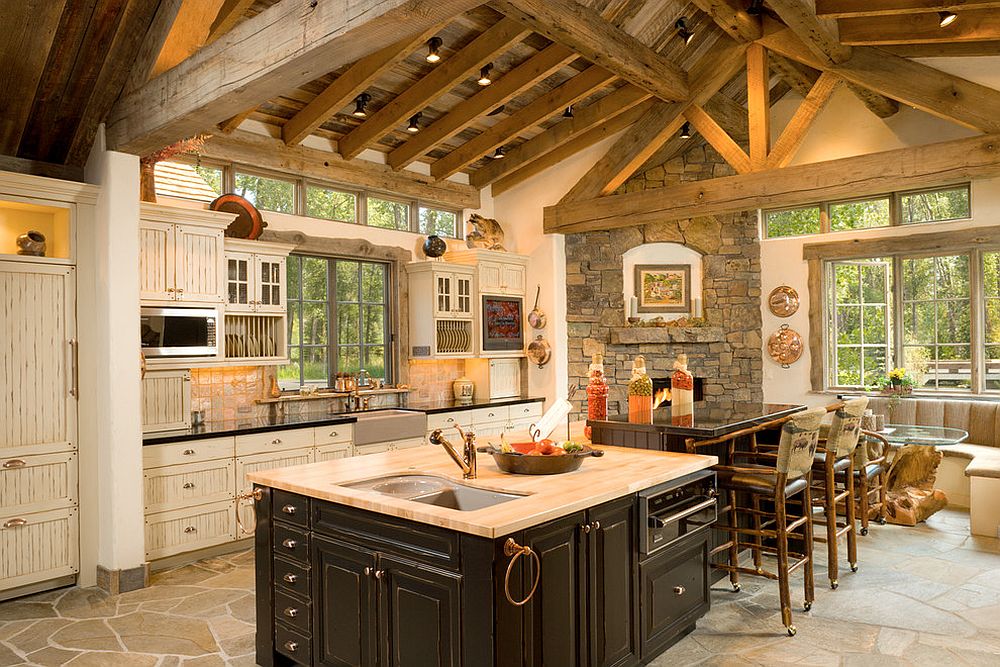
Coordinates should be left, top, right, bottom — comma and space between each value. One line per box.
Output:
429, 429, 446, 445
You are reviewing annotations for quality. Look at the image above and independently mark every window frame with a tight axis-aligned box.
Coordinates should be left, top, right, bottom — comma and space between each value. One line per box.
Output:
896, 184, 973, 226
231, 167, 298, 214
302, 180, 361, 224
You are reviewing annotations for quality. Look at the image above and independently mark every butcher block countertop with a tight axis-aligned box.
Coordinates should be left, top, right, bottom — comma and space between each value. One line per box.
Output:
247, 445, 717, 538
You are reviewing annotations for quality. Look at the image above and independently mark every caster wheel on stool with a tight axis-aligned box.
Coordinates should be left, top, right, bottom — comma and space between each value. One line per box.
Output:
786, 625, 797, 637
831, 580, 839, 590
878, 517, 887, 525
732, 583, 742, 593
851, 564, 859, 573
860, 527, 869, 536
803, 601, 812, 612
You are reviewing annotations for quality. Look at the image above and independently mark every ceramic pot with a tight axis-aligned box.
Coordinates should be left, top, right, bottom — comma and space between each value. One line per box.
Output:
453, 376, 474, 404
16, 230, 46, 256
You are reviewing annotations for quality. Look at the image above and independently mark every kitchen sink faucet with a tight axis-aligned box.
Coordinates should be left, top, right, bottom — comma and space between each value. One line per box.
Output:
429, 425, 478, 479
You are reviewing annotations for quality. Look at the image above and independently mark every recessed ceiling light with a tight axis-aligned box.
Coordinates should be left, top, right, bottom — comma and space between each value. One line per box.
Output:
426, 37, 443, 63
938, 11, 957, 27
352, 93, 371, 118
407, 113, 422, 133
675, 18, 695, 45
478, 63, 494, 86
491, 147, 505, 159
679, 122, 692, 139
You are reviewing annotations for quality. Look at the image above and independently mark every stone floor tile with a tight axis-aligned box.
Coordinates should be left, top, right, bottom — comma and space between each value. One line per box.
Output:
197, 568, 254, 592
169, 590, 247, 618
207, 615, 253, 641
115, 586, 206, 604
108, 612, 218, 656
50, 619, 123, 652
809, 588, 975, 637
0, 603, 57, 622
225, 595, 254, 625
65, 651, 159, 666
26, 645, 82, 666
54, 588, 118, 619
5, 618, 74, 654
0, 643, 23, 667
218, 631, 254, 658
179, 655, 226, 667
150, 565, 219, 588
875, 627, 917, 656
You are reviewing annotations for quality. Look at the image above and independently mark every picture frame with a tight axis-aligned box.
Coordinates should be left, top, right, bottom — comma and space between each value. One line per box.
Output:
634, 264, 691, 313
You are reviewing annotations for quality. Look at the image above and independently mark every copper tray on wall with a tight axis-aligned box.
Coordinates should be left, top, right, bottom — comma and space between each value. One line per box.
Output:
210, 194, 267, 239
768, 286, 800, 317
768, 324, 803, 368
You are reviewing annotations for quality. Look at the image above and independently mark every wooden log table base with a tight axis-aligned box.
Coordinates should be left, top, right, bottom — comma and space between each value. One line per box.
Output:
884, 444, 948, 526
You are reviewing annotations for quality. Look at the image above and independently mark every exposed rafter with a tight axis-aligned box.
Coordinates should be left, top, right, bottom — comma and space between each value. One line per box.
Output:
123, 0, 183, 94
766, 0, 853, 65
770, 52, 898, 119
746, 43, 769, 170
205, 0, 254, 45
217, 107, 257, 134
838, 10, 1000, 45
815, 0, 1000, 18
684, 105, 752, 174
766, 71, 840, 169
689, 0, 762, 42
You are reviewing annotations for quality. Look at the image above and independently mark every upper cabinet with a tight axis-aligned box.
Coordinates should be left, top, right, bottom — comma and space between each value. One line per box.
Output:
432, 269, 474, 319
224, 239, 295, 315
407, 261, 476, 359
139, 204, 232, 305
447, 249, 528, 296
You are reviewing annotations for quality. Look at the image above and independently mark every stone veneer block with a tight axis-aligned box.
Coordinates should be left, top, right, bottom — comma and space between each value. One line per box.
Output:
610, 327, 725, 345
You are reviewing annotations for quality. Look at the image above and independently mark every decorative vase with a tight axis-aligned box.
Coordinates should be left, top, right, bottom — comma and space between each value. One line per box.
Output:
453, 376, 474, 404
423, 235, 447, 258
16, 230, 46, 256
140, 160, 157, 203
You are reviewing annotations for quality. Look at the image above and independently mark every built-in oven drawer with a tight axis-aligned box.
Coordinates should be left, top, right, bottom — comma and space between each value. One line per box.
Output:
639, 470, 716, 557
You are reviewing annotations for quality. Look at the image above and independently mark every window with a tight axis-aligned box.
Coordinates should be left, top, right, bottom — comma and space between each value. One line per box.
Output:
281, 254, 391, 387
829, 260, 891, 387
419, 206, 459, 237
306, 185, 357, 223
233, 171, 295, 213
367, 197, 410, 231
985, 252, 1000, 390
764, 185, 970, 239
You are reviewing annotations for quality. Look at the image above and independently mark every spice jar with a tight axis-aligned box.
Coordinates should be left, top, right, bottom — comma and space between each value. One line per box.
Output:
628, 355, 652, 423
585, 353, 609, 439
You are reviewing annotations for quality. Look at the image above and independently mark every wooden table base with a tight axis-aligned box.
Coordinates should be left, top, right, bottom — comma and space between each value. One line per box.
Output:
884, 445, 948, 526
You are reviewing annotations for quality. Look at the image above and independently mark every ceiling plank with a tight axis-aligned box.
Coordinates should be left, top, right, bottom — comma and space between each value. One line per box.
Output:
559, 39, 749, 203
337, 18, 528, 160
202, 129, 480, 209
490, 0, 689, 101
387, 43, 576, 170
148, 0, 225, 77
816, 0, 1000, 18
766, 0, 853, 65
839, 10, 1000, 44
204, 0, 254, 44
766, 71, 840, 169
689, 0, 761, 42
283, 24, 447, 148
123, 0, 182, 94
430, 65, 616, 180
489, 100, 655, 196
757, 17, 1000, 132
543, 132, 1000, 234
683, 105, 752, 174
0, 0, 68, 155
746, 43, 769, 170
880, 40, 1000, 56
470, 84, 652, 189
105, 0, 485, 156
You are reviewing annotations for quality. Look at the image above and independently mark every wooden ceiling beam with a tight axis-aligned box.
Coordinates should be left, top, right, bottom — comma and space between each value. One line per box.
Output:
123, 0, 183, 94
431, 65, 617, 180
880, 40, 1000, 56
746, 44, 769, 170
770, 51, 898, 118
816, 0, 1000, 18
282, 23, 447, 147
387, 43, 576, 170
470, 84, 652, 189
839, 10, 1000, 44
490, 0, 689, 101
689, 0, 762, 42
766, 0, 853, 65
106, 0, 484, 156
543, 132, 1000, 234
201, 129, 479, 209
205, 0, 254, 44
766, 71, 840, 169
757, 17, 1000, 132
684, 105, 752, 174
217, 107, 256, 134
337, 18, 528, 160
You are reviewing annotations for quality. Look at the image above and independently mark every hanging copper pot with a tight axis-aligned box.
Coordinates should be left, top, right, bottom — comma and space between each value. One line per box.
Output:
527, 335, 551, 368
768, 324, 804, 368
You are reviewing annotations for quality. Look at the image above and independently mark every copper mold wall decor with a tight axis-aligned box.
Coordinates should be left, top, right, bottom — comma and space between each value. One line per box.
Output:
768, 285, 800, 317
768, 324, 803, 368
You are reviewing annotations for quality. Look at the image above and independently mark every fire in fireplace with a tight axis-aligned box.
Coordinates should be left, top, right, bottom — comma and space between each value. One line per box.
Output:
651, 376, 704, 409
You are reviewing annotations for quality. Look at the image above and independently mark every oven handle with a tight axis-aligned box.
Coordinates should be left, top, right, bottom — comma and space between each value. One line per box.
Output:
649, 496, 717, 529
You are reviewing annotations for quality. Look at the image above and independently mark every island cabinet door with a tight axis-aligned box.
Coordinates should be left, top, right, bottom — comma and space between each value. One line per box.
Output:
312, 536, 378, 667
377, 554, 462, 667
522, 511, 588, 667
586, 498, 640, 667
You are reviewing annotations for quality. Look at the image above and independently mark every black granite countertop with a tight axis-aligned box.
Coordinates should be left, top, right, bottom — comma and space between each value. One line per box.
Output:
401, 396, 544, 414
589, 402, 807, 438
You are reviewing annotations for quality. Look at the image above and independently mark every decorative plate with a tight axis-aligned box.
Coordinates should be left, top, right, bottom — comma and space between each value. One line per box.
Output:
768, 286, 800, 317
767, 324, 803, 368
210, 194, 267, 239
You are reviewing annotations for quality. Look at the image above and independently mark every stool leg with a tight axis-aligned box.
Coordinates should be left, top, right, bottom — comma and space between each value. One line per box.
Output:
858, 472, 870, 536
845, 466, 858, 573
877, 466, 888, 525
775, 489, 795, 636
751, 494, 764, 574
803, 477, 814, 613
825, 458, 839, 589
728, 489, 741, 592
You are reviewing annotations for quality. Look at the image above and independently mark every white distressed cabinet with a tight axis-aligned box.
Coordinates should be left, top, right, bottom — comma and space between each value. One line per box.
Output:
224, 239, 294, 314
448, 249, 528, 297
407, 261, 476, 359
141, 370, 191, 433
466, 358, 523, 399
424, 401, 543, 444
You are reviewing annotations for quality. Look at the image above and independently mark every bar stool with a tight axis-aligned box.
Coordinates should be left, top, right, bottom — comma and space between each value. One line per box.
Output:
811, 397, 867, 589
855, 430, 890, 535
688, 408, 825, 636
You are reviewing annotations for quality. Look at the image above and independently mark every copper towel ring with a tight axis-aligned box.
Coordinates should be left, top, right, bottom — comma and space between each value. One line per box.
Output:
504, 538, 541, 606
235, 488, 264, 536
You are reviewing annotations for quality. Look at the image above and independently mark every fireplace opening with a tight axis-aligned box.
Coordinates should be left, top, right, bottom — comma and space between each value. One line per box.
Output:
651, 376, 704, 409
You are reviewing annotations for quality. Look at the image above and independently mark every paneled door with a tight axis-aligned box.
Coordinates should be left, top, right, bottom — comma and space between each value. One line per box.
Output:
138, 221, 175, 302
174, 225, 224, 304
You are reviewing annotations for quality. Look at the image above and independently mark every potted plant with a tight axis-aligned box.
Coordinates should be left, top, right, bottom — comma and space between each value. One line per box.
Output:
871, 368, 915, 420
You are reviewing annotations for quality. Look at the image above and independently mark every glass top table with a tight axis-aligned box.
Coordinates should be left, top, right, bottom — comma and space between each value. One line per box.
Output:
879, 424, 969, 447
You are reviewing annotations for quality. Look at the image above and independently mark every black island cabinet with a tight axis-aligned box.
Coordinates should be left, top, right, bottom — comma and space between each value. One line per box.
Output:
254, 485, 710, 667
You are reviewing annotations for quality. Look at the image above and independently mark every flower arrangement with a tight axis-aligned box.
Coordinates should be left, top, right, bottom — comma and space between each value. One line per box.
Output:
139, 134, 211, 203
872, 367, 915, 395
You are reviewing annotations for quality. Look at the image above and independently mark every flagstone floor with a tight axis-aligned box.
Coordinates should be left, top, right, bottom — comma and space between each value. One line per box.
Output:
1, 509, 998, 666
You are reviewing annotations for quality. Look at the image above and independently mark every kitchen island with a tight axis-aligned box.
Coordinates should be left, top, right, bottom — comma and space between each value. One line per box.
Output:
248, 443, 717, 666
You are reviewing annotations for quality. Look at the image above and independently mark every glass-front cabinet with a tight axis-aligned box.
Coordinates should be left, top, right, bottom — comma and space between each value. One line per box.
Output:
434, 271, 473, 319
224, 240, 291, 314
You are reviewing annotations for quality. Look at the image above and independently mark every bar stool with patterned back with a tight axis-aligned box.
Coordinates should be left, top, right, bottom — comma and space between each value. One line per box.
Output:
687, 408, 825, 636
811, 396, 867, 589
855, 430, 890, 535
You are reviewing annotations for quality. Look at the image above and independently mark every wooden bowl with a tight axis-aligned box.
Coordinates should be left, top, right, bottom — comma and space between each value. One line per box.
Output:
477, 445, 604, 475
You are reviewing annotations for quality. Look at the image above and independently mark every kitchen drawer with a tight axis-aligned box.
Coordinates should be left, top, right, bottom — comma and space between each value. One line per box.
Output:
236, 448, 314, 495
274, 556, 311, 600
144, 501, 236, 561
315, 442, 353, 462
0, 507, 79, 591
275, 589, 312, 634
273, 489, 310, 528
143, 437, 234, 468
144, 458, 235, 514
275, 622, 311, 666
353, 442, 392, 457
426, 410, 474, 432
274, 523, 310, 564
313, 424, 353, 446
510, 401, 543, 420
236, 428, 314, 457
468, 406, 509, 425
639, 535, 710, 660
0, 452, 77, 515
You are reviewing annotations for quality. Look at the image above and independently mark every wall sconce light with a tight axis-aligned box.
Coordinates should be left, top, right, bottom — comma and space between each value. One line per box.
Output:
675, 18, 695, 45
426, 37, 443, 63
478, 63, 494, 86
352, 93, 371, 118
407, 113, 422, 133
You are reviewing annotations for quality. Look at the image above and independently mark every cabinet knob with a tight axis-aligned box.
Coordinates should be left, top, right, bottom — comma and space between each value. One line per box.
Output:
283, 573, 298, 584
284, 641, 299, 653
184, 526, 197, 533
282, 504, 296, 515
182, 449, 196, 456
364, 566, 373, 576
329, 431, 338, 437
282, 538, 297, 549
592, 521, 601, 531
272, 438, 282, 445
283, 607, 299, 618
674, 586, 686, 596
580, 523, 591, 534
374, 570, 385, 580
182, 482, 195, 489
488, 412, 495, 417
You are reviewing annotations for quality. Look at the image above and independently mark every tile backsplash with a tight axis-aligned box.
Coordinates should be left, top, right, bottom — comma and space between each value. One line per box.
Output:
190, 366, 270, 422
408, 359, 465, 402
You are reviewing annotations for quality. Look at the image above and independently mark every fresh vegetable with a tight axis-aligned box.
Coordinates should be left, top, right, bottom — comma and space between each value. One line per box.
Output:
562, 441, 584, 453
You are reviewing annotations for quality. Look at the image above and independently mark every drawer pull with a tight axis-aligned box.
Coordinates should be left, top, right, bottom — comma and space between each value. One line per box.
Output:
592, 521, 601, 531
271, 438, 282, 445
674, 585, 686, 596
329, 431, 338, 437
283, 607, 299, 618
182, 449, 196, 456
282, 538, 298, 549
3, 518, 27, 529
2, 459, 26, 468
182, 482, 195, 489
488, 412, 495, 417
284, 641, 299, 653
580, 523, 591, 534
283, 573, 298, 584
184, 526, 197, 533
281, 504, 297, 515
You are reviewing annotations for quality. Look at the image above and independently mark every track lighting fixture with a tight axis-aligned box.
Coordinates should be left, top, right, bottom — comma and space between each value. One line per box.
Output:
478, 63, 494, 86
487, 105, 506, 116
407, 113, 422, 133
563, 106, 574, 118
675, 18, 695, 45
938, 11, 957, 27
426, 37, 443, 63
679, 122, 692, 140
746, 0, 764, 16
352, 93, 371, 118
491, 147, 505, 159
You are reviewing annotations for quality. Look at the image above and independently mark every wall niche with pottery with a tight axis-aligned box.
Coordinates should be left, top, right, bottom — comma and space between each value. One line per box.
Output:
0, 198, 72, 261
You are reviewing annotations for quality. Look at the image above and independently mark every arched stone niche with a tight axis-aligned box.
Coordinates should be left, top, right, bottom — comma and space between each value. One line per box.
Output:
622, 242, 703, 322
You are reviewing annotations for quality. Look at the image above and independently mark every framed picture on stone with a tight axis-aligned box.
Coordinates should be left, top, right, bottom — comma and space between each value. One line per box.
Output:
634, 264, 691, 313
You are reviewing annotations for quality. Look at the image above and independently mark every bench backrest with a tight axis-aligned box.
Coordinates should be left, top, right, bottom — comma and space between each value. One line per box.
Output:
867, 397, 1000, 448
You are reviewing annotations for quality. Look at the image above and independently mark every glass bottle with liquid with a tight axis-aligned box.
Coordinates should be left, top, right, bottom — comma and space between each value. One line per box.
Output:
628, 355, 653, 423
585, 353, 609, 439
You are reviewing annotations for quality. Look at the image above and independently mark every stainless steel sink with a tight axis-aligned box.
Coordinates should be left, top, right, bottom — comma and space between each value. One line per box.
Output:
351, 409, 427, 446
343, 474, 525, 511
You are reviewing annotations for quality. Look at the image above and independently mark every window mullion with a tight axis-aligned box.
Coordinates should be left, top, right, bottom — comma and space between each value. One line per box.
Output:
971, 248, 984, 393
329, 260, 337, 386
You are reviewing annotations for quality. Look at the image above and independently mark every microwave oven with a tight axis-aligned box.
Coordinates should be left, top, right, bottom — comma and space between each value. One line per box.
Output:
140, 307, 218, 357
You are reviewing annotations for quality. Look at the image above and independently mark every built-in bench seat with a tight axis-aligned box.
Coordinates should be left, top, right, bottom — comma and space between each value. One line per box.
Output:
867, 397, 1000, 537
